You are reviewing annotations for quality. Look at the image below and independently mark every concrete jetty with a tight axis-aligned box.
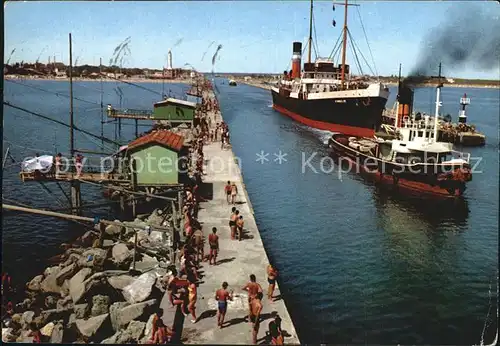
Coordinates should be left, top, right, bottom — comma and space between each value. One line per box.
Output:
161, 88, 299, 344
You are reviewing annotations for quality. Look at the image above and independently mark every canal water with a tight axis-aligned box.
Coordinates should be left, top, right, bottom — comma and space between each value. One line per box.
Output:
2, 79, 498, 344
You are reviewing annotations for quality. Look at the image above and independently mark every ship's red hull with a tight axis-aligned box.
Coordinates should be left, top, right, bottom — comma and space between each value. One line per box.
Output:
273, 104, 376, 137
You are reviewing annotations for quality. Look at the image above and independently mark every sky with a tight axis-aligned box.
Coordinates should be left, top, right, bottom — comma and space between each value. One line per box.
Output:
4, 1, 500, 79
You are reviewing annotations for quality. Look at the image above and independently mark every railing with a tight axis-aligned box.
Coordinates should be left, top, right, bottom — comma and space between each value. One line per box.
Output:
109, 109, 153, 116
449, 150, 471, 164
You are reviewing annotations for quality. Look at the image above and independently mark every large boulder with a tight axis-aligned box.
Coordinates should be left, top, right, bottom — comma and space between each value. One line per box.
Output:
107, 275, 134, 290
40, 267, 63, 294
109, 299, 157, 332
27, 275, 44, 291
126, 320, 146, 341
105, 222, 125, 237
20, 311, 35, 328
50, 322, 64, 343
56, 295, 73, 312
40, 322, 55, 337
77, 248, 108, 269
45, 295, 58, 309
101, 330, 132, 344
69, 268, 92, 303
75, 313, 110, 339
122, 272, 157, 304
74, 303, 89, 319
90, 295, 111, 317
111, 243, 133, 268
141, 313, 156, 343
109, 302, 129, 332
130, 254, 160, 273
56, 263, 80, 286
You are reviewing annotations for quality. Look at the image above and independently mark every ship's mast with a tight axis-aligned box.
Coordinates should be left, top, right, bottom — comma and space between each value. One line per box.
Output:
433, 62, 443, 142
340, 0, 349, 90
307, 0, 313, 64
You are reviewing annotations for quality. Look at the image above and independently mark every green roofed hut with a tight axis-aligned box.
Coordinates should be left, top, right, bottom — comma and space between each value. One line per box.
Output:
152, 98, 197, 127
126, 130, 189, 186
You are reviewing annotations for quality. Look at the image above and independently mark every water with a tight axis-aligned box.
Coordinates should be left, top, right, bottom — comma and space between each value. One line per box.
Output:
2, 79, 498, 344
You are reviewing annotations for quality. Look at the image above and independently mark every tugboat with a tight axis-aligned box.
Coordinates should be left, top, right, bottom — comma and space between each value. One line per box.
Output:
271, 0, 390, 138
228, 79, 237, 86
328, 66, 473, 199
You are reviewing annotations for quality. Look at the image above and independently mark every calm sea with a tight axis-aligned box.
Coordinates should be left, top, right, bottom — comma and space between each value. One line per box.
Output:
2, 79, 498, 344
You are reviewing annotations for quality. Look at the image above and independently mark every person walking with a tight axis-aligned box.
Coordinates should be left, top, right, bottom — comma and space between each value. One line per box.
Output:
215, 282, 233, 328
230, 182, 238, 204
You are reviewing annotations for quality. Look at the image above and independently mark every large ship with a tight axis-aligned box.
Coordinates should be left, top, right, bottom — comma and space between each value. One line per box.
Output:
271, 0, 390, 138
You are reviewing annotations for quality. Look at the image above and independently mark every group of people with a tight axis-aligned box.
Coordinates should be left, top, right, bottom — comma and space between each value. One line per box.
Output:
228, 206, 245, 241
148, 91, 285, 344
212, 271, 283, 344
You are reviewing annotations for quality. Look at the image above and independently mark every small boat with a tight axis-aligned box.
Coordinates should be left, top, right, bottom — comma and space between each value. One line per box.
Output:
328, 68, 472, 199
228, 79, 237, 86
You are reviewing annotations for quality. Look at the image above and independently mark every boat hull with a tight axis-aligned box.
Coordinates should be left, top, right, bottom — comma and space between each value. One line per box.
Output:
271, 88, 387, 137
328, 134, 472, 199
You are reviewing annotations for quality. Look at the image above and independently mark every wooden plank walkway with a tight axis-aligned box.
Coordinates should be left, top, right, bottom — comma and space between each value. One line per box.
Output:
19, 171, 130, 184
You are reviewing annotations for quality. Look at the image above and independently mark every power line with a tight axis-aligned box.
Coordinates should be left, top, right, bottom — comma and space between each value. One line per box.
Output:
5, 79, 101, 106
4, 101, 121, 147
102, 73, 162, 96
355, 6, 379, 77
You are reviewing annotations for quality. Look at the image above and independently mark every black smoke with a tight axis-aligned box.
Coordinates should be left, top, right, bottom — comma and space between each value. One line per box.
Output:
406, 3, 500, 81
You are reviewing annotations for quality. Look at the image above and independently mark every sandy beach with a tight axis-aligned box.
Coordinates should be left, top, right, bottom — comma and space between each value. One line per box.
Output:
4, 75, 192, 84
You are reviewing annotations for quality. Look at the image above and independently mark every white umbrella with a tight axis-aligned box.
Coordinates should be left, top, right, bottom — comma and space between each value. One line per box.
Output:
22, 155, 53, 172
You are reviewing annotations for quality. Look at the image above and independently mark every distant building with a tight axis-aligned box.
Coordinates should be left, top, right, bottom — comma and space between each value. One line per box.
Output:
446, 78, 455, 83
54, 68, 67, 78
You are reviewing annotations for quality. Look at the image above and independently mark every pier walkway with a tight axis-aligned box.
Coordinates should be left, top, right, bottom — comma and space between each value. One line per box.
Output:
161, 90, 299, 344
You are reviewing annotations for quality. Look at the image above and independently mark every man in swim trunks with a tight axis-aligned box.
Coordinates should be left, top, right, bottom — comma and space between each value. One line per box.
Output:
192, 228, 204, 263
242, 274, 263, 323
250, 292, 263, 344
268, 314, 284, 345
215, 281, 233, 328
208, 227, 219, 265
229, 207, 236, 239
266, 263, 278, 301
224, 181, 232, 204
236, 215, 244, 241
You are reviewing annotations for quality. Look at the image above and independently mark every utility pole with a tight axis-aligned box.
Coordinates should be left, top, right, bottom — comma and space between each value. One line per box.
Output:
100, 57, 104, 147
69, 33, 81, 215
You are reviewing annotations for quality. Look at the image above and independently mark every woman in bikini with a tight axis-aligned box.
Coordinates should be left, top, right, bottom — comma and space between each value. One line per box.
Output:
187, 274, 198, 323
230, 182, 238, 204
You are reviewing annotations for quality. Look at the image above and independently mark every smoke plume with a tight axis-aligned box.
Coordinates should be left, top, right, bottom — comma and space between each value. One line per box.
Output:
407, 4, 500, 80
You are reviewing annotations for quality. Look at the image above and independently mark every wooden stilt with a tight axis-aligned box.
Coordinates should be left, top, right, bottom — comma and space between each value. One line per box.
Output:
135, 119, 139, 138
70, 180, 81, 215
98, 222, 106, 247
132, 232, 138, 271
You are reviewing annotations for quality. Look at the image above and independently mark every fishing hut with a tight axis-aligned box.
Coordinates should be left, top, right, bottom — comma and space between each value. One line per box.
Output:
106, 97, 196, 138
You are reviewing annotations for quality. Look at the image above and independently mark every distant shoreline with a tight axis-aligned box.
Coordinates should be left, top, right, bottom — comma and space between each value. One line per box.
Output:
236, 79, 499, 90
4, 75, 191, 84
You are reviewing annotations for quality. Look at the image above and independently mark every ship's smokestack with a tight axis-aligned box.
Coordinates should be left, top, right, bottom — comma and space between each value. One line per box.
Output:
396, 82, 414, 127
291, 42, 302, 79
